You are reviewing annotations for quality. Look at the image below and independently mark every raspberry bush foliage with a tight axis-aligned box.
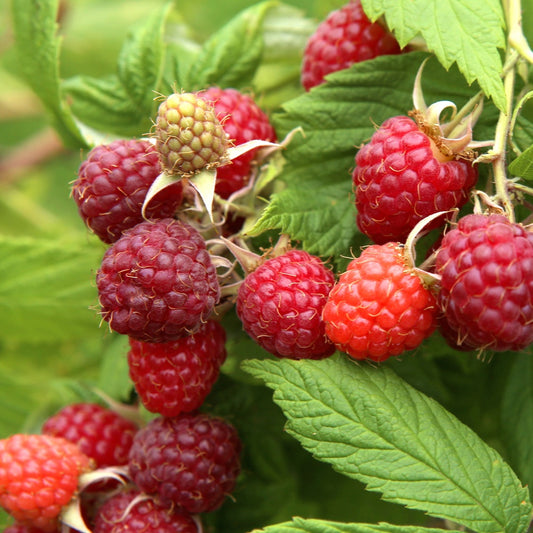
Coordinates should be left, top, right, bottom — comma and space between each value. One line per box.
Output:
2, 0, 533, 532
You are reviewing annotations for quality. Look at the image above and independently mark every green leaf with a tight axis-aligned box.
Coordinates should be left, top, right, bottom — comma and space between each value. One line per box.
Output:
9, 0, 86, 147
258, 52, 495, 259
508, 144, 533, 181
183, 1, 275, 90
250, 179, 358, 259
62, 75, 149, 139
360, 0, 506, 111
0, 235, 103, 342
96, 334, 134, 402
243, 356, 532, 533
117, 2, 172, 110
250, 518, 463, 533
501, 352, 533, 492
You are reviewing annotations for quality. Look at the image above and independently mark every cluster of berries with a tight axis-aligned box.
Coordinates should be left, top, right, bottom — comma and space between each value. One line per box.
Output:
1, 402, 240, 532
4, 0, 533, 530
0, 87, 277, 532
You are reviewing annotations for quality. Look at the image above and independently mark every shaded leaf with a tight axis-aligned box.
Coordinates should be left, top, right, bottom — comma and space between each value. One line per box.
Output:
243, 356, 532, 533
9, 0, 86, 147
361, 0, 506, 110
0, 235, 103, 342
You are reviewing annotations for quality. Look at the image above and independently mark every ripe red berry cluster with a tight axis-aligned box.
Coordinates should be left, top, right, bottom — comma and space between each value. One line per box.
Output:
5, 3, 533, 529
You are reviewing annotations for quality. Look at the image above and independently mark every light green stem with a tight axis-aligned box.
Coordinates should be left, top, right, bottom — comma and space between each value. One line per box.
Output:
491, 0, 533, 222
491, 49, 517, 221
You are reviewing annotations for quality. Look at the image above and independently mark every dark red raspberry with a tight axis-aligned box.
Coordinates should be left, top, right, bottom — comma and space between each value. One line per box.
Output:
435, 214, 533, 351
96, 218, 220, 343
198, 87, 277, 198
236, 249, 336, 359
42, 403, 138, 468
128, 320, 227, 417
93, 489, 198, 533
0, 434, 92, 532
72, 139, 183, 244
322, 242, 438, 361
128, 413, 241, 514
353, 115, 478, 244
301, 0, 402, 91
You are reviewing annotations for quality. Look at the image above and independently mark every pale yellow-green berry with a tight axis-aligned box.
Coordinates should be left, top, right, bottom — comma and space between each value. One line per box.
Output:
155, 92, 228, 175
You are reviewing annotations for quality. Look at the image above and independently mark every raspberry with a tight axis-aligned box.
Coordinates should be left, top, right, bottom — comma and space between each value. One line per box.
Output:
155, 92, 228, 175
0, 434, 92, 532
197, 87, 277, 198
301, 0, 402, 91
96, 218, 220, 343
435, 214, 533, 351
353, 115, 478, 244
128, 319, 227, 417
93, 489, 198, 533
128, 413, 241, 514
322, 242, 437, 361
42, 403, 138, 468
236, 249, 336, 359
72, 139, 183, 244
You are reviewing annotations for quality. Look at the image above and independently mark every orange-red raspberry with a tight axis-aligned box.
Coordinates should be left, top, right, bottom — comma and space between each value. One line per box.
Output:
322, 242, 437, 361
0, 434, 92, 532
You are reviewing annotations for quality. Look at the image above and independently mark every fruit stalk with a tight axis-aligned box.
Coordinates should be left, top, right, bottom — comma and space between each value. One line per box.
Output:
489, 0, 532, 221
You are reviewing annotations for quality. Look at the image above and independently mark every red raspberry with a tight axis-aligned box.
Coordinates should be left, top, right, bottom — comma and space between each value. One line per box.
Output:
322, 242, 437, 361
93, 489, 198, 533
128, 413, 241, 514
198, 87, 277, 198
435, 214, 533, 351
236, 249, 336, 359
301, 0, 402, 91
96, 218, 220, 343
42, 403, 138, 468
0, 434, 92, 532
72, 139, 183, 244
353, 115, 478, 244
128, 320, 227, 417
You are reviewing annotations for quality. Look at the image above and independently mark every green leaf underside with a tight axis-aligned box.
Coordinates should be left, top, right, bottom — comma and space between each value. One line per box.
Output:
243, 356, 532, 533
251, 518, 463, 533
62, 2, 171, 139
62, 75, 147, 137
257, 52, 497, 259
10, 0, 85, 147
501, 353, 533, 492
361, 0, 506, 111
508, 144, 533, 181
0, 235, 103, 342
117, 2, 171, 110
183, 1, 275, 90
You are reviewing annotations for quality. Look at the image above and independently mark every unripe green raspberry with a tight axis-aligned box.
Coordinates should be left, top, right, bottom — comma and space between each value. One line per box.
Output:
155, 92, 228, 175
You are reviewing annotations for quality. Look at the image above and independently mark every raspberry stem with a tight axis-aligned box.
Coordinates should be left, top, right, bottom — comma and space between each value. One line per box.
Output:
491, 48, 517, 222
